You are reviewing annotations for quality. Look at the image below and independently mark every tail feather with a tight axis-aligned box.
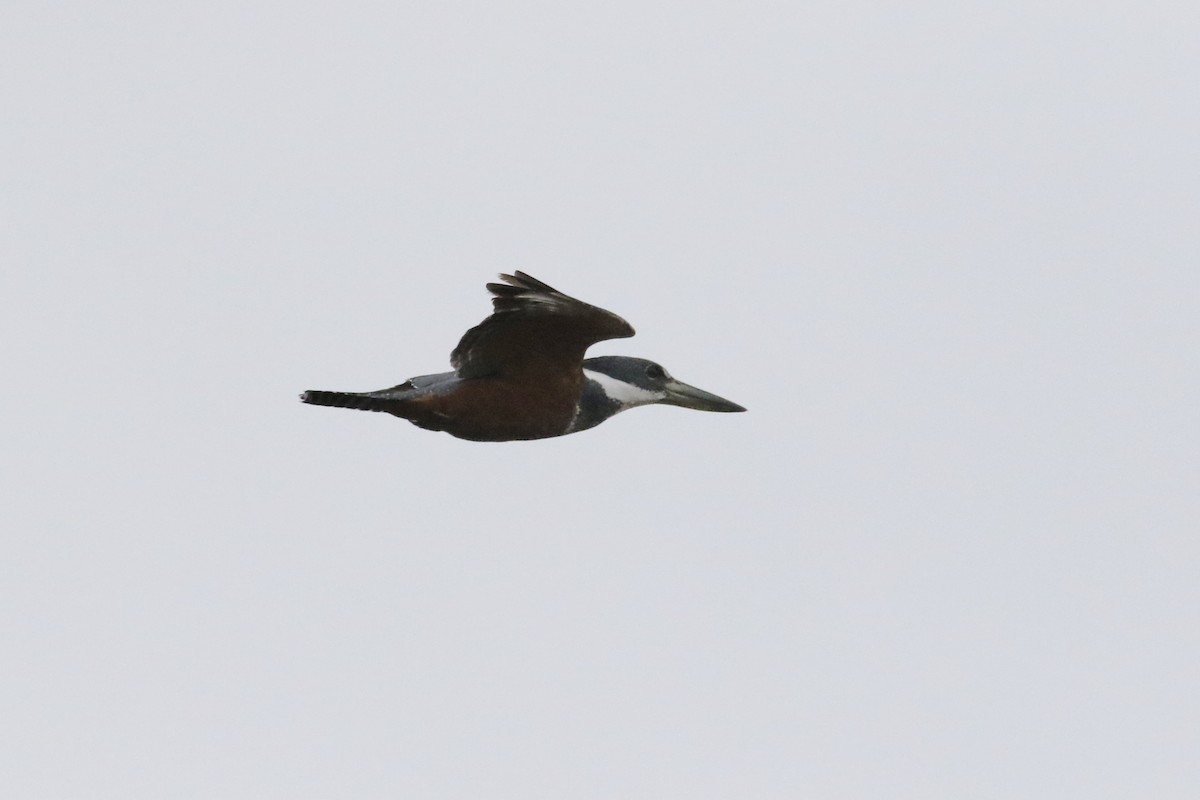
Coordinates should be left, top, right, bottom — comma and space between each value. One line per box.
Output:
300, 390, 406, 414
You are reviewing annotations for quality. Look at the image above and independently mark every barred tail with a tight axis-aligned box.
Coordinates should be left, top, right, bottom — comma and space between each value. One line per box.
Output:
300, 390, 407, 414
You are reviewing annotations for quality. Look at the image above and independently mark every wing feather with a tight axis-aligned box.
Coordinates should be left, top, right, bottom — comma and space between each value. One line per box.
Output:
450, 272, 635, 379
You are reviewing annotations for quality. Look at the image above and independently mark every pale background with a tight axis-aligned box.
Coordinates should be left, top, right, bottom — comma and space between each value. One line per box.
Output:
3, 2, 1198, 798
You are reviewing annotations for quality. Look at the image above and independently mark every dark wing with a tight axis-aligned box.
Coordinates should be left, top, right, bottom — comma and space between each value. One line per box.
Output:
450, 272, 635, 379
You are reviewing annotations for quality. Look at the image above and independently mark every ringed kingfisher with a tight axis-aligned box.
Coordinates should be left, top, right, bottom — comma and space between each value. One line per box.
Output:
300, 272, 745, 441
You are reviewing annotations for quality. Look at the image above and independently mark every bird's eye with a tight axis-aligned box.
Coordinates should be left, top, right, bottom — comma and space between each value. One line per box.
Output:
645, 363, 666, 380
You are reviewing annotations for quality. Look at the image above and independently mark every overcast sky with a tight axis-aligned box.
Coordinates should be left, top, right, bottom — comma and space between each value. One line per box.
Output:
3, 2, 1198, 798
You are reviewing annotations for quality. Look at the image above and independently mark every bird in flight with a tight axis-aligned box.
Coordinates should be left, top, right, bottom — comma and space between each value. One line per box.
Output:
300, 272, 745, 441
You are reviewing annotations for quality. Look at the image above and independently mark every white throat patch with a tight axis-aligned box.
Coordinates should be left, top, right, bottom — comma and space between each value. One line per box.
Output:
583, 369, 661, 407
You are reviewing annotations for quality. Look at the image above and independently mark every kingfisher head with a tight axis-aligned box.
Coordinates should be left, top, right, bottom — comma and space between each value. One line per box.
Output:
569, 355, 746, 432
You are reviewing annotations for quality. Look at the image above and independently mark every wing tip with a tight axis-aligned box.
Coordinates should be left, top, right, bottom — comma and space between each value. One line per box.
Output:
491, 271, 559, 296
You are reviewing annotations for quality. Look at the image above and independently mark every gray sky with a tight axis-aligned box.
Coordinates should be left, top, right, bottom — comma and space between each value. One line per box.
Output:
3, 2, 1198, 798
